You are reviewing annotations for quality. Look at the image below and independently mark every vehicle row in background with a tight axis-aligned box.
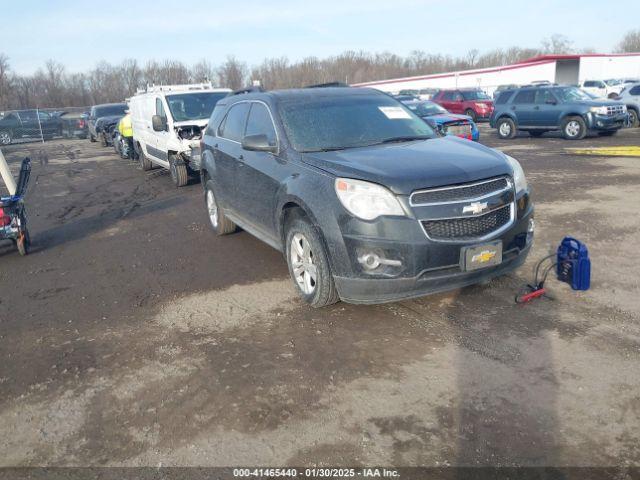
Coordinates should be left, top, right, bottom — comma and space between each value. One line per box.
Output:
431, 89, 494, 122
397, 97, 479, 141
491, 85, 628, 139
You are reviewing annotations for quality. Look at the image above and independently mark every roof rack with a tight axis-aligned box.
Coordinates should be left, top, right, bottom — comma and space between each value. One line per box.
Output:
136, 82, 222, 94
305, 82, 350, 88
229, 86, 265, 96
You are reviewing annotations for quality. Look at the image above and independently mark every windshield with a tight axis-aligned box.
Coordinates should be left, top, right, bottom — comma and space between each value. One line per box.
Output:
554, 87, 593, 102
405, 101, 447, 117
95, 104, 127, 117
605, 79, 621, 86
462, 90, 491, 101
166, 92, 228, 121
279, 94, 435, 152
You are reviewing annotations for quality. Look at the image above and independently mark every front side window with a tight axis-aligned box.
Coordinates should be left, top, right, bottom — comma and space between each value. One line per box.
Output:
218, 102, 250, 142
155, 98, 165, 118
535, 89, 556, 104
462, 90, 490, 101
279, 93, 435, 153
629, 85, 640, 96
166, 92, 228, 122
442, 91, 455, 101
245, 103, 277, 146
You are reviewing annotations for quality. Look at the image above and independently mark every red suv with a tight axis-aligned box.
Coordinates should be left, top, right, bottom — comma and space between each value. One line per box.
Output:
433, 89, 494, 122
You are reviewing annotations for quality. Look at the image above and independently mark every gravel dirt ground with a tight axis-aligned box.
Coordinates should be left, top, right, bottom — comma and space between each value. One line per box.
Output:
0, 125, 639, 468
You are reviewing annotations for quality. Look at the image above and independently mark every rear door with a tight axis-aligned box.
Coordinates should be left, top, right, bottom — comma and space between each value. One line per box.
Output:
510, 89, 536, 126
235, 101, 281, 237
436, 91, 455, 111
214, 102, 250, 210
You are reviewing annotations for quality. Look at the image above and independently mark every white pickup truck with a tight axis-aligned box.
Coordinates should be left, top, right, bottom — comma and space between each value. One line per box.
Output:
579, 80, 624, 99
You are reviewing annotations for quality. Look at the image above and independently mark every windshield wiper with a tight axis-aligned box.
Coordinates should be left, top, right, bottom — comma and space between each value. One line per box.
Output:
300, 146, 349, 153
380, 135, 431, 144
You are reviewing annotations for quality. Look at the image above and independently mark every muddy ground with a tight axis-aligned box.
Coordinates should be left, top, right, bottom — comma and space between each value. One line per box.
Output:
0, 125, 639, 468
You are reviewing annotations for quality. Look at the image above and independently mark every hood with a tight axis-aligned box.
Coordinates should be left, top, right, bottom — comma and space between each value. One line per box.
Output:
173, 119, 209, 128
423, 113, 472, 124
301, 136, 511, 195
578, 99, 624, 108
95, 115, 123, 126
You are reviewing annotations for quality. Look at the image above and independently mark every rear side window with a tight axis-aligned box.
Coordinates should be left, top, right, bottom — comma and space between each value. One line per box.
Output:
630, 86, 640, 96
513, 90, 535, 104
245, 103, 277, 146
218, 102, 250, 142
442, 91, 455, 101
495, 91, 513, 104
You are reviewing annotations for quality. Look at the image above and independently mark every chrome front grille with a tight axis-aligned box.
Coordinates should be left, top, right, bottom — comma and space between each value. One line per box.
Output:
411, 176, 515, 242
410, 177, 510, 206
421, 204, 512, 241
607, 105, 625, 116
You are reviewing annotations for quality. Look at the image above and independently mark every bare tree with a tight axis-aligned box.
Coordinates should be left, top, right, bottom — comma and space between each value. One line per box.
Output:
541, 34, 573, 54
217, 56, 248, 90
0, 53, 11, 110
616, 29, 640, 52
191, 59, 216, 83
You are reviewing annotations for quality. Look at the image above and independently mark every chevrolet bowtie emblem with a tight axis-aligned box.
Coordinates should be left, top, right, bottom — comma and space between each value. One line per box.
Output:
463, 201, 488, 215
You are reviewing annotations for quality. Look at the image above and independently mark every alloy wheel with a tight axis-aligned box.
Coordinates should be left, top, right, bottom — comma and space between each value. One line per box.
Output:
206, 189, 218, 229
566, 120, 581, 137
499, 122, 511, 137
0, 131, 11, 145
290, 233, 317, 295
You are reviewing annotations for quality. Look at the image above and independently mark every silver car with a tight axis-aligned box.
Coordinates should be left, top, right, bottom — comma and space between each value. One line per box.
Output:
617, 83, 640, 127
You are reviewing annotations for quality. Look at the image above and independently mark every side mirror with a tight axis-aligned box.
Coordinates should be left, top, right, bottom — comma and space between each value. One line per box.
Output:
241, 134, 277, 153
152, 115, 167, 132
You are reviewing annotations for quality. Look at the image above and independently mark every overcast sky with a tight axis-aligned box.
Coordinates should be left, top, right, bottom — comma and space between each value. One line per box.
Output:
2, 0, 637, 74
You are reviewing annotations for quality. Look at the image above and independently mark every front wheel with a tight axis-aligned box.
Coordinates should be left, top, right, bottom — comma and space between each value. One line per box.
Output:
169, 155, 188, 187
285, 217, 339, 308
562, 116, 587, 140
496, 117, 517, 139
628, 109, 639, 128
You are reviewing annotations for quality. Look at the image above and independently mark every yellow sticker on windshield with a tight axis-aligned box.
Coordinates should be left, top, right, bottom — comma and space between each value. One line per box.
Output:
378, 106, 412, 120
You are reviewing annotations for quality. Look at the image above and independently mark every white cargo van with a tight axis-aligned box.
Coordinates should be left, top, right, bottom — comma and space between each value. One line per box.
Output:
129, 83, 231, 186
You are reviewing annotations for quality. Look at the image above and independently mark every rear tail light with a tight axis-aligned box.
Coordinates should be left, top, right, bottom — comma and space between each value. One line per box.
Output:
78, 119, 85, 128
0, 207, 10, 227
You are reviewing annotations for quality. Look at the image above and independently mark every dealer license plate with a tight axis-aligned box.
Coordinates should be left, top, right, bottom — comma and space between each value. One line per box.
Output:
461, 241, 502, 271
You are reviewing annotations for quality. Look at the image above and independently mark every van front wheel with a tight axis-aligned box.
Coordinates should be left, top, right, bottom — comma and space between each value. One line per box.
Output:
169, 154, 188, 187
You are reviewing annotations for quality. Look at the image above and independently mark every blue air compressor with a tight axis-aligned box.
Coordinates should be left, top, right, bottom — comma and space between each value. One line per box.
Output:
516, 236, 591, 303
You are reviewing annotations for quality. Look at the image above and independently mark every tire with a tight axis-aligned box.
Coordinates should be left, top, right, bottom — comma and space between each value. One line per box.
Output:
17, 229, 30, 256
204, 179, 236, 235
528, 130, 547, 137
496, 117, 517, 139
89, 132, 96, 142
608, 93, 618, 99
138, 148, 153, 171
0, 130, 12, 145
169, 154, 188, 187
598, 130, 618, 137
628, 108, 639, 128
464, 109, 477, 122
285, 216, 339, 308
561, 116, 587, 140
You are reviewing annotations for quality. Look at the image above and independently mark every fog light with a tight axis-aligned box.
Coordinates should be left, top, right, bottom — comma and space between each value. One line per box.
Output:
528, 218, 535, 233
357, 251, 402, 271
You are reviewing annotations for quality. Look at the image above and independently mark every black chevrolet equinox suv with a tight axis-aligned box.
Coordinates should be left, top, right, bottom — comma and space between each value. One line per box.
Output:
200, 87, 534, 307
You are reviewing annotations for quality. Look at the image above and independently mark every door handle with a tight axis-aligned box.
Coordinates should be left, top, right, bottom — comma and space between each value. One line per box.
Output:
534, 106, 540, 110
238, 154, 244, 161
511, 106, 517, 110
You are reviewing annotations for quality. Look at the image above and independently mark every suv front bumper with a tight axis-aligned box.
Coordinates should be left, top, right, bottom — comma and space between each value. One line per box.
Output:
329, 200, 534, 304
588, 112, 628, 130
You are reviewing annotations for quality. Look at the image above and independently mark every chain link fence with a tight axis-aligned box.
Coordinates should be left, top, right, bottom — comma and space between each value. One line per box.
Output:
0, 106, 89, 146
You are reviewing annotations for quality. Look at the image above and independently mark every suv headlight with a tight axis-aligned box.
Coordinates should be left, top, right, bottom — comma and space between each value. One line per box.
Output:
590, 106, 608, 115
504, 155, 528, 193
335, 178, 405, 221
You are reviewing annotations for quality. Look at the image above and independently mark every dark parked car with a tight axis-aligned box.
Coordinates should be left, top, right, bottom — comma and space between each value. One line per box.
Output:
432, 89, 494, 122
0, 110, 61, 145
490, 85, 628, 139
87, 103, 127, 142
399, 98, 479, 141
59, 111, 89, 139
200, 87, 534, 307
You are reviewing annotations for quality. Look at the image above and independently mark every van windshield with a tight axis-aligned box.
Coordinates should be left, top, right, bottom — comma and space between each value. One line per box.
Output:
279, 94, 435, 152
166, 92, 228, 122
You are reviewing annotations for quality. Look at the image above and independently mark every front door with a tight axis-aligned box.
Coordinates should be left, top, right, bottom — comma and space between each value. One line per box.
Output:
149, 97, 169, 167
510, 89, 536, 127
533, 89, 562, 127
236, 102, 282, 238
